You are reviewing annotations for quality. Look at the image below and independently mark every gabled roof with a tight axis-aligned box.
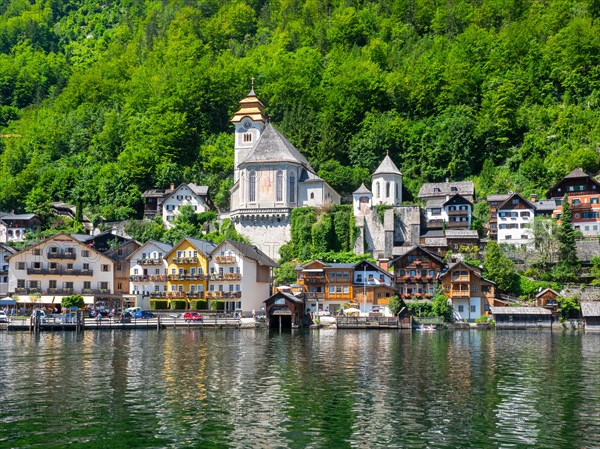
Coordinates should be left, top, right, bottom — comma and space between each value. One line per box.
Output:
0, 243, 17, 255
7, 232, 114, 262
353, 183, 372, 195
533, 200, 557, 212
443, 261, 494, 284
564, 167, 589, 179
547, 167, 600, 198
127, 240, 173, 260
163, 183, 209, 203
486, 194, 511, 203
0, 213, 39, 221
214, 240, 277, 268
390, 245, 444, 266
497, 192, 535, 211
490, 306, 551, 315
443, 194, 473, 207
418, 181, 474, 199
167, 237, 216, 258
241, 123, 312, 169
264, 291, 304, 305
373, 155, 402, 176
535, 288, 560, 298
354, 260, 392, 277
426, 199, 445, 209
445, 229, 479, 239
581, 302, 600, 317
296, 260, 355, 270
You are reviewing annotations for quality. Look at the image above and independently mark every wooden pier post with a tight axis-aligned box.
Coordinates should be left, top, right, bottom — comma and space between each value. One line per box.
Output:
157, 315, 161, 331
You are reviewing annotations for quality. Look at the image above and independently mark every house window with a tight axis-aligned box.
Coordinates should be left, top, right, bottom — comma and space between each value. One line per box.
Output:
97, 282, 108, 290
16, 262, 25, 270
49, 280, 57, 289
82, 250, 90, 257
432, 208, 441, 215
276, 171, 283, 202
458, 305, 464, 312
289, 172, 296, 203
310, 192, 314, 199
101, 265, 110, 272
471, 285, 477, 292
386, 182, 391, 198
343, 286, 349, 293
249, 171, 256, 202
470, 305, 476, 313
84, 281, 91, 290
33, 249, 41, 256
83, 263, 90, 270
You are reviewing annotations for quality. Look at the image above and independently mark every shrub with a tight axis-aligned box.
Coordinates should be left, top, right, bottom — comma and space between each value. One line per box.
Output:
388, 295, 402, 315
61, 294, 84, 309
431, 294, 452, 322
406, 301, 434, 317
150, 300, 168, 310
214, 300, 225, 311
475, 315, 495, 325
170, 300, 187, 310
191, 299, 208, 310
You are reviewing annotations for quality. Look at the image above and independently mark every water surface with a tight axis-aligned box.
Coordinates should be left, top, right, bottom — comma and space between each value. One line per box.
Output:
0, 329, 598, 448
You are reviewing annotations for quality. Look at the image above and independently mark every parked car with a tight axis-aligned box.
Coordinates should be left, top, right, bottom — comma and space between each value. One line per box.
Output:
115, 312, 132, 323
183, 311, 203, 322
132, 310, 154, 319
0, 311, 9, 323
90, 309, 111, 318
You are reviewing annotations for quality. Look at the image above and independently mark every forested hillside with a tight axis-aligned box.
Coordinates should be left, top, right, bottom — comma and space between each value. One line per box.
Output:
1, 0, 600, 222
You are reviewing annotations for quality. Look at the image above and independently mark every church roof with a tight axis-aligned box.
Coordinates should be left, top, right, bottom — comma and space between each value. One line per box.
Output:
353, 183, 372, 195
241, 123, 313, 169
373, 155, 402, 176
230, 90, 267, 123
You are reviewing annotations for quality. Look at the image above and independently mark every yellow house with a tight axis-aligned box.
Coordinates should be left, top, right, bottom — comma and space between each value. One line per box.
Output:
165, 237, 216, 306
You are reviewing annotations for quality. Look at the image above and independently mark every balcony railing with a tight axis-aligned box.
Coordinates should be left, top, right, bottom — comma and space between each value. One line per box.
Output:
138, 258, 163, 266
165, 291, 206, 299
47, 288, 74, 295
447, 221, 470, 228
396, 276, 435, 283
447, 210, 469, 216
47, 251, 76, 260
214, 255, 236, 264
167, 274, 205, 281
208, 273, 242, 281
451, 290, 471, 298
451, 277, 470, 283
27, 268, 94, 276
172, 257, 199, 264
571, 203, 593, 211
303, 276, 325, 283
206, 291, 242, 299
14, 288, 112, 295
130, 274, 168, 282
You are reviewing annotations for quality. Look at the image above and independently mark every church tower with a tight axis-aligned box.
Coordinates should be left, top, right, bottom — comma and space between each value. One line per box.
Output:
371, 154, 402, 206
230, 81, 268, 182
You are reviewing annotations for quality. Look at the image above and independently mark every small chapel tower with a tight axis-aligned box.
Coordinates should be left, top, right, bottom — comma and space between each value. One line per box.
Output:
230, 80, 268, 181
371, 154, 402, 206
353, 183, 373, 217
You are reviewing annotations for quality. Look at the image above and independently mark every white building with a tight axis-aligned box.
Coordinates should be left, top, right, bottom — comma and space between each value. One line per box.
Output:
208, 240, 277, 313
353, 260, 395, 315
0, 213, 42, 243
7, 233, 116, 308
371, 154, 402, 206
127, 240, 172, 309
228, 87, 341, 260
161, 183, 211, 228
0, 243, 16, 295
425, 194, 472, 230
497, 193, 536, 248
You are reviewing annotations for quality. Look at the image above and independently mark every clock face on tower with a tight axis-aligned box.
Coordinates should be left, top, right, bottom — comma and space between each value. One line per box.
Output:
243, 120, 252, 129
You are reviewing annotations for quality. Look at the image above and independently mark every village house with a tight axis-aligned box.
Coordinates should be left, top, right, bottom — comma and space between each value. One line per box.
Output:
296, 260, 355, 314
548, 168, 600, 236
440, 261, 500, 321
104, 239, 141, 308
490, 306, 553, 328
424, 194, 473, 230
7, 233, 117, 309
207, 240, 277, 313
0, 213, 42, 243
390, 246, 445, 301
0, 243, 16, 295
581, 302, 600, 330
160, 237, 216, 307
352, 260, 395, 314
142, 183, 213, 227
128, 241, 172, 309
535, 287, 560, 315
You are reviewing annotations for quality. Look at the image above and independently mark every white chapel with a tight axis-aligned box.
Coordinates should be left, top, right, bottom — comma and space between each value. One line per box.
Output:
228, 86, 340, 260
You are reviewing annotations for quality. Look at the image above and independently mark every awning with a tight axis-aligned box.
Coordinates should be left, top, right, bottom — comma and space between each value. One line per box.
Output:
83, 296, 95, 305
0, 298, 16, 306
38, 296, 58, 304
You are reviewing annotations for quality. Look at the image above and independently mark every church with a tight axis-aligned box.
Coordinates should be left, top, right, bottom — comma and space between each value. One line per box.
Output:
228, 86, 340, 260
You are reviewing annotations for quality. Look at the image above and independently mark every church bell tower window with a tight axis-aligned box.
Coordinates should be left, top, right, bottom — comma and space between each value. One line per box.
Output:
249, 171, 256, 203
276, 171, 283, 202
289, 172, 296, 203
243, 133, 252, 143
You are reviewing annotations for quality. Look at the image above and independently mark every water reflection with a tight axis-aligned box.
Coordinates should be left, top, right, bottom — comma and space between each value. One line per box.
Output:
0, 330, 599, 448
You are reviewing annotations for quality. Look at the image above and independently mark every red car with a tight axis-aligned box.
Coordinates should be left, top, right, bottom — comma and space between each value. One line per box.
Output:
183, 311, 203, 322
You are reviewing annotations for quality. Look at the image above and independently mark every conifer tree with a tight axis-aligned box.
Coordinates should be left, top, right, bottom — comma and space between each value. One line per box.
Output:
557, 196, 578, 266
483, 241, 517, 292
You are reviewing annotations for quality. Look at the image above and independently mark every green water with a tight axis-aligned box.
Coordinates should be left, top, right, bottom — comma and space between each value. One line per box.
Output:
0, 329, 598, 448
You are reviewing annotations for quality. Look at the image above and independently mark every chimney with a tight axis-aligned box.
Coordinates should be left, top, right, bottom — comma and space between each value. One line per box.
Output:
170, 183, 175, 191
378, 258, 389, 272
530, 194, 537, 203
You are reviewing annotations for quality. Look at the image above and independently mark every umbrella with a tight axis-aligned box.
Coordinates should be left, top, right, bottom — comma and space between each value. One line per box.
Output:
0, 298, 17, 306
344, 307, 361, 315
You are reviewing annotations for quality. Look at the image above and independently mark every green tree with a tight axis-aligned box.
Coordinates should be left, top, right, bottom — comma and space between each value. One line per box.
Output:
61, 294, 84, 309
558, 295, 580, 322
387, 295, 402, 316
431, 287, 452, 322
273, 261, 298, 286
483, 241, 517, 292
555, 196, 580, 281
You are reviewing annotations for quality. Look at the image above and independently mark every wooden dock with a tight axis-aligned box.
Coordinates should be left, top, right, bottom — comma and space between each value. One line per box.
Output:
336, 316, 412, 329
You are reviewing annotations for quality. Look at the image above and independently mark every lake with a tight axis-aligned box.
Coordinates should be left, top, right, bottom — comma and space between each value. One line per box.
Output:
0, 329, 599, 448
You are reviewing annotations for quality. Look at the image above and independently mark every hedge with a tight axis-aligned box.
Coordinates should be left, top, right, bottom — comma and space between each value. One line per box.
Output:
191, 299, 208, 310
150, 300, 168, 310
170, 300, 188, 310
210, 300, 225, 311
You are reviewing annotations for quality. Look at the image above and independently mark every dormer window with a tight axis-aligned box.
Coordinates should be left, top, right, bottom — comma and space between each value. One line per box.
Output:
434, 187, 441, 193
451, 187, 458, 192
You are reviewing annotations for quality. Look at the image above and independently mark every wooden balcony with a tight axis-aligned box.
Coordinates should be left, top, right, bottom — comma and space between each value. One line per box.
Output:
208, 273, 242, 281
28, 268, 94, 276
451, 290, 471, 298
303, 275, 325, 283
571, 203, 593, 211
447, 210, 469, 217
167, 274, 205, 281
205, 291, 242, 299
138, 258, 163, 266
172, 257, 199, 264
447, 221, 470, 228
47, 251, 76, 260
214, 256, 236, 264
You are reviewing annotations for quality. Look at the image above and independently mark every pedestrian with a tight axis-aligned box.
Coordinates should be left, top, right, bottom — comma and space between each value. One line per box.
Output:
97, 313, 102, 324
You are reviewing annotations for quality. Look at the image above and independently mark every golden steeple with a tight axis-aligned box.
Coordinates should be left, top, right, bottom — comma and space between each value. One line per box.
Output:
230, 78, 268, 123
